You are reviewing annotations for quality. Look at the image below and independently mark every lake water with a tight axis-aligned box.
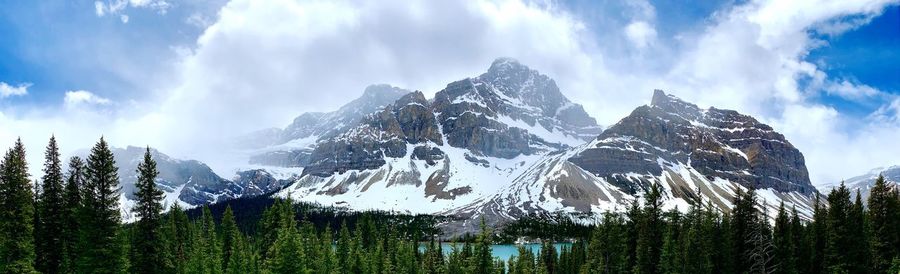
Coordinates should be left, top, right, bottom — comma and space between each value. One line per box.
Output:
419, 243, 573, 261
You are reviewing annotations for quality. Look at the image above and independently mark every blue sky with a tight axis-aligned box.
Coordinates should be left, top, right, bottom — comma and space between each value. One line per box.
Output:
1, 1, 895, 114
0, 0, 898, 184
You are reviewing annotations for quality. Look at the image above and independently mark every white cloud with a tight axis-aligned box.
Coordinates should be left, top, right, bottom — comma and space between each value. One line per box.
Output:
2, 0, 899, 186
64, 90, 112, 108
624, 21, 657, 49
0, 82, 30, 98
94, 0, 170, 19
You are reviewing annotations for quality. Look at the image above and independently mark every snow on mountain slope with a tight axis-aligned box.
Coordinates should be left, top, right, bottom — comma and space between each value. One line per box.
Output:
253, 59, 817, 235
240, 84, 410, 167
819, 165, 900, 202
78, 146, 296, 222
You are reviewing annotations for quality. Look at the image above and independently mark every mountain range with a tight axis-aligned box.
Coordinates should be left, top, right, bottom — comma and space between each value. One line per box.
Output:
100, 58, 888, 234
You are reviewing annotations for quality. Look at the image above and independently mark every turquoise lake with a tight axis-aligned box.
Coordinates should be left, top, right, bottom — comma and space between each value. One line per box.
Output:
419, 243, 573, 261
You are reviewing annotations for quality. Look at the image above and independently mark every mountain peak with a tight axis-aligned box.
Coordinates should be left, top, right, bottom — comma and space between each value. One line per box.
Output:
487, 57, 529, 74
362, 84, 409, 99
649, 89, 701, 117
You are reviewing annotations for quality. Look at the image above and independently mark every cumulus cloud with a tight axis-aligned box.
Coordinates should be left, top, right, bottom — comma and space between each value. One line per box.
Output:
64, 90, 112, 108
0, 82, 30, 98
1, 0, 899, 185
624, 21, 657, 49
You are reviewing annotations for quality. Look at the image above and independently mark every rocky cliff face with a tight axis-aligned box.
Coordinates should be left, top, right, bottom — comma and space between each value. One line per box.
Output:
570, 90, 813, 195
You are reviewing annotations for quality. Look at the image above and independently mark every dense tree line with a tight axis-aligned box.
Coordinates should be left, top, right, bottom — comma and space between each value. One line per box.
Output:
1, 136, 900, 273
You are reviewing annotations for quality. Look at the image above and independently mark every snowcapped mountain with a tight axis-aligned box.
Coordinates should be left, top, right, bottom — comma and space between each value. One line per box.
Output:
273, 58, 602, 217
238, 84, 410, 167
444, 90, 818, 232
819, 166, 900, 202
84, 146, 294, 222
252, 58, 817, 234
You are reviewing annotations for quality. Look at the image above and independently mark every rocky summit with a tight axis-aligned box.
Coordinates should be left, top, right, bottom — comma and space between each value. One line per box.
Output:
571, 90, 813, 195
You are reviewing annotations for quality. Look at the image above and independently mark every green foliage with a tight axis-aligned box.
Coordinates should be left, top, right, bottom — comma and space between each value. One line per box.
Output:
78, 137, 125, 273
127, 147, 166, 274
36, 137, 65, 274
869, 175, 900, 273
0, 139, 36, 273
5, 135, 900, 274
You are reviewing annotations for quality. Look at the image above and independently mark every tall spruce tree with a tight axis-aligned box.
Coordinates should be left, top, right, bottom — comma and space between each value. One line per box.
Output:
221, 206, 238, 272
61, 156, 85, 273
635, 183, 663, 274
825, 183, 853, 273
35, 136, 65, 274
731, 188, 758, 273
773, 201, 796, 274
868, 174, 900, 273
164, 203, 191, 273
809, 192, 827, 274
130, 147, 165, 274
78, 137, 124, 273
848, 189, 870, 274
0, 139, 36, 273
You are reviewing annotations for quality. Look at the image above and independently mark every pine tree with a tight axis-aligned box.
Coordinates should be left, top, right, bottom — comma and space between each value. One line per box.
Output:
265, 203, 306, 274
825, 183, 852, 273
78, 137, 124, 273
658, 209, 682, 274
0, 139, 36, 273
130, 147, 166, 274
61, 156, 85, 273
847, 189, 870, 274
189, 206, 223, 274
808, 193, 827, 274
221, 206, 238, 272
773, 201, 796, 274
164, 203, 191, 273
635, 183, 663, 274
788, 206, 807, 274
35, 137, 65, 274
868, 174, 900, 273
474, 217, 495, 274
731, 188, 758, 273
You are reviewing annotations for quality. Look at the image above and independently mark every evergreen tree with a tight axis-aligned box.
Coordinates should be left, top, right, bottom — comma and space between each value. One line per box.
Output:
868, 174, 900, 273
658, 209, 682, 274
188, 206, 223, 274
635, 183, 663, 274
265, 203, 305, 274
130, 147, 166, 274
809, 193, 827, 274
474, 217, 494, 274
847, 189, 870, 274
35, 136, 65, 274
164, 203, 191, 273
0, 139, 36, 273
788, 206, 808, 274
730, 188, 758, 273
772, 201, 796, 274
61, 156, 85, 273
77, 137, 124, 273
221, 206, 238, 272
825, 183, 853, 273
